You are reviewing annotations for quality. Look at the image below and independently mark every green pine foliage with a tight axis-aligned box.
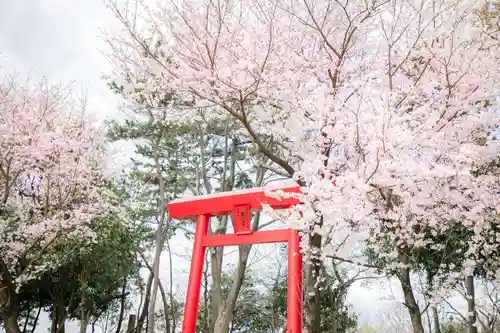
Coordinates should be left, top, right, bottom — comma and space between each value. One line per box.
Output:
10, 182, 147, 331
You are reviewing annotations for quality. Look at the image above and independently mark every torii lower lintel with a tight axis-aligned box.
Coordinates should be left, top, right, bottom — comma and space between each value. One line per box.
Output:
167, 184, 303, 333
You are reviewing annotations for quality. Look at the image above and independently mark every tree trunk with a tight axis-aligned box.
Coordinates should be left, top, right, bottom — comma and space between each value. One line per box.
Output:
79, 312, 90, 333
466, 275, 478, 333
159, 280, 172, 333
433, 306, 441, 333
127, 314, 137, 333
137, 273, 153, 333
0, 259, 22, 333
140, 251, 172, 333
212, 245, 251, 333
56, 305, 66, 333
51, 307, 58, 333
304, 232, 323, 333
202, 253, 210, 333
4, 315, 22, 333
115, 277, 128, 333
91, 319, 97, 333
210, 226, 227, 332
147, 212, 167, 333
52, 290, 67, 333
165, 237, 177, 333
147, 125, 170, 333
210, 137, 238, 332
398, 251, 425, 333
324, 266, 350, 333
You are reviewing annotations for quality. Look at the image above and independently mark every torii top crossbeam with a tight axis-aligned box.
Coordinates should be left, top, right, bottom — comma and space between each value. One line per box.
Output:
167, 184, 303, 333
168, 184, 302, 218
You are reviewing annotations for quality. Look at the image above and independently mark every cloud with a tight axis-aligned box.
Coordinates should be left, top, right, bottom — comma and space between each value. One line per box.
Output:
0, 0, 120, 119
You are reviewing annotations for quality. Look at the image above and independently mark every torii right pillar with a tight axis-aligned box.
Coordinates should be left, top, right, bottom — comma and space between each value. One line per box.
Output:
168, 185, 304, 333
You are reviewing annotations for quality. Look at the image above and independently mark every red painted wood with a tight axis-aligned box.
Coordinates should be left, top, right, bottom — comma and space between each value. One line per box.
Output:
167, 184, 302, 219
172, 183, 311, 333
181, 214, 209, 333
202, 229, 290, 247
232, 204, 252, 235
287, 229, 303, 333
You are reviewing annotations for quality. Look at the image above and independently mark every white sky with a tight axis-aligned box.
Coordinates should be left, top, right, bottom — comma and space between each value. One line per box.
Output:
0, 1, 468, 332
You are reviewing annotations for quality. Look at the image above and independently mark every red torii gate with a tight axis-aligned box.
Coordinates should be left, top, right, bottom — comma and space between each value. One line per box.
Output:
167, 184, 304, 333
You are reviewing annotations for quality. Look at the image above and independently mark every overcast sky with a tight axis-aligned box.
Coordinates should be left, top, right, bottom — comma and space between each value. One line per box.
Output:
0, 0, 120, 118
0, 0, 428, 331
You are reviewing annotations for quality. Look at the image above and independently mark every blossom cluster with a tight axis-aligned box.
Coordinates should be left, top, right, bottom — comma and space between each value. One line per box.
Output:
0, 78, 111, 284
108, 0, 499, 289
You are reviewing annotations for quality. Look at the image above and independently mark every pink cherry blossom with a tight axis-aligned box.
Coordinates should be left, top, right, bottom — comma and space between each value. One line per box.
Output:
0, 76, 112, 285
107, 0, 499, 290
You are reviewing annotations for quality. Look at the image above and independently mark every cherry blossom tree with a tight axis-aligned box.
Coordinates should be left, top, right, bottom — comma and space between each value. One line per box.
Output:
0, 75, 112, 333
106, 0, 499, 331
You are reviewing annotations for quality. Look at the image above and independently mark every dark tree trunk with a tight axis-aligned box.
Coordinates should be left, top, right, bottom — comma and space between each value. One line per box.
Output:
51, 307, 58, 333
426, 269, 441, 333
4, 315, 22, 333
0, 259, 22, 333
212, 245, 251, 333
136, 273, 153, 333
433, 306, 442, 333
304, 232, 323, 333
398, 251, 425, 333
127, 314, 137, 333
55, 300, 66, 333
210, 243, 225, 332
115, 277, 128, 333
79, 312, 90, 333
202, 253, 210, 333
466, 275, 478, 333
91, 319, 97, 333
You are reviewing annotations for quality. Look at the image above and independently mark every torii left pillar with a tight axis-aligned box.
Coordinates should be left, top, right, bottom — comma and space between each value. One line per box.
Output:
167, 185, 303, 333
